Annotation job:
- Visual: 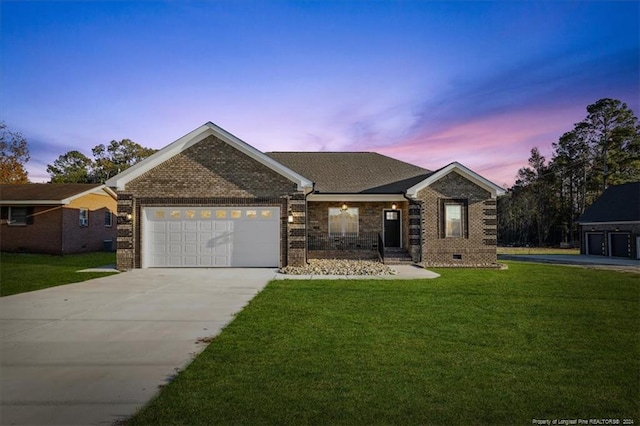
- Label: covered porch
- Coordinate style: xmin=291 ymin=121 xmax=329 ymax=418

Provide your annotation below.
xmin=305 ymin=196 xmax=419 ymax=263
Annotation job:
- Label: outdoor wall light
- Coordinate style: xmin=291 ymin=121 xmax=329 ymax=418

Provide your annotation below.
xmin=341 ymin=203 xmax=348 ymax=211
xmin=125 ymin=213 xmax=133 ymax=222
xmin=391 ymin=203 xmax=397 ymax=210
xmin=288 ymin=213 xmax=294 ymax=223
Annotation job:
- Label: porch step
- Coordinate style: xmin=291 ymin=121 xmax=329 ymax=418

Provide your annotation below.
xmin=383 ymin=248 xmax=413 ymax=265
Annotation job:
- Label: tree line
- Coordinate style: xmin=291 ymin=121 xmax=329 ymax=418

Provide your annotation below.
xmin=46 ymin=140 xmax=157 ymax=183
xmin=498 ymin=98 xmax=640 ymax=247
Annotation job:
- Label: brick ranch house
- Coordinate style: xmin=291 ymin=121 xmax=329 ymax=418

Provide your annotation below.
xmin=0 ymin=183 xmax=117 ymax=255
xmin=106 ymin=122 xmax=505 ymax=270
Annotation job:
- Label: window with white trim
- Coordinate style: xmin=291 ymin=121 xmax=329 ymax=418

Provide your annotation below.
xmin=445 ymin=204 xmax=462 ymax=237
xmin=79 ymin=208 xmax=89 ymax=227
xmin=328 ymin=207 xmax=359 ymax=235
xmin=441 ymin=199 xmax=467 ymax=238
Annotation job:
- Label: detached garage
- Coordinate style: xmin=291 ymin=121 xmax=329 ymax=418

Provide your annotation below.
xmin=577 ymin=182 xmax=640 ymax=259
xmin=106 ymin=122 xmax=313 ymax=270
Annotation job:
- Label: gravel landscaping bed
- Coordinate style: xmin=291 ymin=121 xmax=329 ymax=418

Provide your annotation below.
xmin=280 ymin=259 xmax=395 ymax=275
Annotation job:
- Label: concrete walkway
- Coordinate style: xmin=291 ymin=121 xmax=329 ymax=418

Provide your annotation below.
xmin=499 ymin=254 xmax=640 ymax=272
xmin=0 ymin=268 xmax=274 ymax=426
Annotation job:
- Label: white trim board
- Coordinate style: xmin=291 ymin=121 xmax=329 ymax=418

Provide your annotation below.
xmin=308 ymin=194 xmax=407 ymax=202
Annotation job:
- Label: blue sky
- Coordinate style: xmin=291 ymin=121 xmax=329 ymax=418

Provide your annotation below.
xmin=2 ymin=1 xmax=638 ymax=186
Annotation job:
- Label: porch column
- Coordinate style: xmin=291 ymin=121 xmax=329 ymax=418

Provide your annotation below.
xmin=408 ymin=201 xmax=422 ymax=262
xmin=287 ymin=192 xmax=307 ymax=267
xmin=116 ymin=191 xmax=134 ymax=270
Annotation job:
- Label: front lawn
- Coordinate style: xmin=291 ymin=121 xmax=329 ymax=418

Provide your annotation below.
xmin=0 ymin=252 xmax=117 ymax=296
xmin=130 ymin=262 xmax=639 ymax=425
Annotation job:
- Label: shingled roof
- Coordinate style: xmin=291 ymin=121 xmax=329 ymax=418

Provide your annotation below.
xmin=577 ymin=182 xmax=640 ymax=223
xmin=0 ymin=184 xmax=113 ymax=203
xmin=265 ymin=152 xmax=432 ymax=193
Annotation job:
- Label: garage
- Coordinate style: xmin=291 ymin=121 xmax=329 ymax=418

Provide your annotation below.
xmin=609 ymin=233 xmax=630 ymax=258
xmin=143 ymin=207 xmax=280 ymax=267
xmin=586 ymin=233 xmax=604 ymax=256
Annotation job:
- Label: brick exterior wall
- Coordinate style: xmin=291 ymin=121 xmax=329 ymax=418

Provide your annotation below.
xmin=0 ymin=193 xmax=117 ymax=255
xmin=117 ymin=134 xmax=305 ymax=270
xmin=579 ymin=223 xmax=640 ymax=258
xmin=417 ymin=171 xmax=498 ymax=266
xmin=0 ymin=206 xmax=63 ymax=254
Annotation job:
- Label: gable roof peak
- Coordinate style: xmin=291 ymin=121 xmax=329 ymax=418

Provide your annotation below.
xmin=406 ymin=161 xmax=505 ymax=199
xmin=105 ymin=122 xmax=313 ymax=190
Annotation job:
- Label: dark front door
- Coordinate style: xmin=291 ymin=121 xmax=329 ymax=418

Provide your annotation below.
xmin=384 ymin=209 xmax=401 ymax=247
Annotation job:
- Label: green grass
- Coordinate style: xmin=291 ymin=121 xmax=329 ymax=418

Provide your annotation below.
xmin=0 ymin=252 xmax=117 ymax=296
xmin=498 ymin=246 xmax=580 ymax=255
xmin=130 ymin=262 xmax=639 ymax=425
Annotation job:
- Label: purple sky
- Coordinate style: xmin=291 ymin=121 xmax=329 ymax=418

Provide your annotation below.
xmin=2 ymin=1 xmax=638 ymax=187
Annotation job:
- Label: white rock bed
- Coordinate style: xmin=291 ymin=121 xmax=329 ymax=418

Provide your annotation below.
xmin=280 ymin=259 xmax=395 ymax=275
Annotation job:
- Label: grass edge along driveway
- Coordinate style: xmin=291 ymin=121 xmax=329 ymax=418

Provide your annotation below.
xmin=129 ymin=262 xmax=639 ymax=425
xmin=0 ymin=252 xmax=117 ymax=296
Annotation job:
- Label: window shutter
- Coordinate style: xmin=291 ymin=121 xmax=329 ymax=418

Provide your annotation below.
xmin=26 ymin=207 xmax=35 ymax=225
xmin=0 ymin=207 xmax=7 ymax=220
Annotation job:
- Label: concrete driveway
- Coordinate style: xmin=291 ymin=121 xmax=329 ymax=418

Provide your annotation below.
xmin=0 ymin=268 xmax=276 ymax=425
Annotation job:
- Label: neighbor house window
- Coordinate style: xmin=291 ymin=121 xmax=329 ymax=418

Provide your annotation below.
xmin=105 ymin=211 xmax=112 ymax=227
xmin=9 ymin=207 xmax=28 ymax=226
xmin=441 ymin=200 xmax=467 ymax=238
xmin=328 ymin=207 xmax=359 ymax=235
xmin=79 ymin=208 xmax=89 ymax=227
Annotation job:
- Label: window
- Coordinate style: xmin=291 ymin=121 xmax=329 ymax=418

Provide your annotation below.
xmin=246 ymin=210 xmax=257 ymax=219
xmin=154 ymin=210 xmax=165 ymax=219
xmin=201 ymin=210 xmax=212 ymax=219
xmin=328 ymin=207 xmax=359 ymax=235
xmin=231 ymin=210 xmax=241 ymax=219
xmin=441 ymin=200 xmax=467 ymax=238
xmin=9 ymin=207 xmax=28 ymax=226
xmin=261 ymin=210 xmax=272 ymax=218
xmin=215 ymin=210 xmax=227 ymax=218
xmin=79 ymin=208 xmax=89 ymax=227
xmin=185 ymin=210 xmax=196 ymax=219
xmin=104 ymin=211 xmax=112 ymax=227
xmin=170 ymin=210 xmax=181 ymax=219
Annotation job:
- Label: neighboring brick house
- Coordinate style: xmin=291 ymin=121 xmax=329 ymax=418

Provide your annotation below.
xmin=106 ymin=122 xmax=504 ymax=270
xmin=0 ymin=184 xmax=118 ymax=255
xmin=577 ymin=182 xmax=640 ymax=259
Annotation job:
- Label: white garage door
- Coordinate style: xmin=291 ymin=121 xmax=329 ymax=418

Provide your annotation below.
xmin=143 ymin=207 xmax=280 ymax=268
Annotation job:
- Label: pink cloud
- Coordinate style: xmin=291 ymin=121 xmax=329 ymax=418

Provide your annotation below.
xmin=374 ymin=104 xmax=585 ymax=187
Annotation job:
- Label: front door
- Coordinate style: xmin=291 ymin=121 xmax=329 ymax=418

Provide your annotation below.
xmin=383 ymin=209 xmax=401 ymax=248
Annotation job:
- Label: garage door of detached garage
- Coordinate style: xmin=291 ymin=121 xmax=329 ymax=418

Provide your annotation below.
xmin=143 ymin=207 xmax=280 ymax=268
xmin=586 ymin=233 xmax=604 ymax=256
